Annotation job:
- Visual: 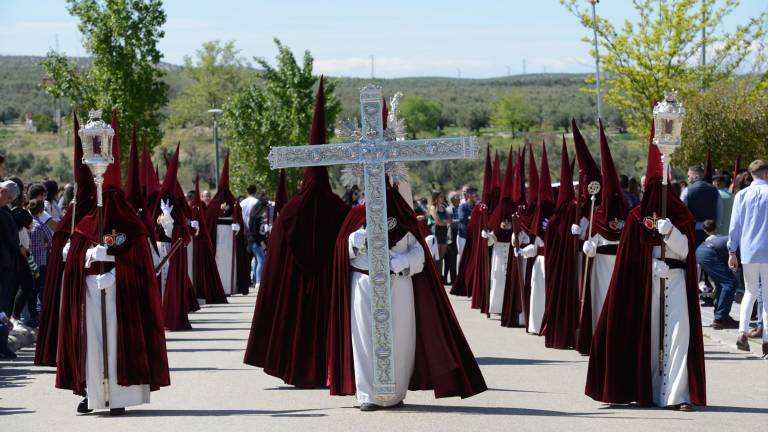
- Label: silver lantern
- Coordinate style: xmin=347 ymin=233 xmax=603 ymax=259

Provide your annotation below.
xmin=652 ymin=91 xmax=685 ymax=185
xmin=78 ymin=110 xmax=114 ymax=207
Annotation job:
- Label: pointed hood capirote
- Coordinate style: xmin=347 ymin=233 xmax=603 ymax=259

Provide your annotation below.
xmin=489 ymin=145 xmax=516 ymax=242
xmin=571 ymin=118 xmax=601 ymax=215
xmin=274 ymin=168 xmax=289 ymax=217
xmin=529 ymin=141 xmax=554 ymax=238
xmin=244 ymin=76 xmax=350 ymax=387
xmin=703 ymin=148 xmax=712 ymax=182
xmin=481 ymin=144 xmax=493 ymax=205
xmin=512 ymin=146 xmax=526 ymax=208
xmin=591 ymin=120 xmax=629 ymax=241
xmin=556 ymin=136 xmax=575 ymax=207
xmin=103 ymin=110 xmax=122 ymax=191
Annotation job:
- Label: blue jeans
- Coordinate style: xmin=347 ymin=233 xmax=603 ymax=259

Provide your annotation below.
xmin=696 ymin=245 xmax=736 ymax=321
xmin=250 ymin=243 xmax=265 ymax=285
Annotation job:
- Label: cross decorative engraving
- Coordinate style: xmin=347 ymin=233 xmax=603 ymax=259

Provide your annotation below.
xmin=267 ymin=84 xmax=478 ymax=401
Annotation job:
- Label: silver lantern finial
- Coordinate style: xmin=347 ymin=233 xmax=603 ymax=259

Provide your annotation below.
xmin=78 ymin=109 xmax=115 ymax=207
xmin=652 ymin=91 xmax=685 ymax=185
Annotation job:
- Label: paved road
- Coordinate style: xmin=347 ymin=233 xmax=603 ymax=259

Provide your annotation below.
xmin=1 ymin=290 xmax=766 ymax=432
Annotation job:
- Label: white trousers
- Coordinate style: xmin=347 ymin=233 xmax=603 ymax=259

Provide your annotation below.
xmin=739 ymin=263 xmax=768 ymax=342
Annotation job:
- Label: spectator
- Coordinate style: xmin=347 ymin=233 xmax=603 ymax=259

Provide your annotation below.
xmin=59 ymin=183 xmax=74 ymax=211
xmin=681 ymin=165 xmax=722 ymax=247
xmin=247 ymin=201 xmax=269 ymax=287
xmin=728 ymin=160 xmax=768 ymax=356
xmin=27 ymin=198 xmax=53 ymax=328
xmin=343 ymin=185 xmax=361 ymax=207
xmin=27 ymin=183 xmax=57 ymax=231
xmin=201 ymin=190 xmax=212 ymax=206
xmin=444 ymin=192 xmax=461 ymax=285
xmin=0 ymin=154 xmax=6 ymax=178
xmin=457 ymin=186 xmax=478 ymax=258
xmin=0 ymin=180 xmax=20 ymax=316
xmin=10 ymin=204 xmax=36 ymax=328
xmin=240 ymin=184 xmax=260 ymax=228
xmin=0 ymin=312 xmax=15 ymax=359
xmin=627 ymin=176 xmax=641 ymax=208
xmin=733 ymin=171 xmax=753 ymax=193
xmin=620 ymin=174 xmax=640 ymax=208
xmin=428 ymin=190 xmax=450 ymax=272
xmin=185 ymin=190 xmax=195 ymax=207
xmin=712 ymin=175 xmax=734 ymax=236
xmin=696 ymin=219 xmax=738 ymax=329
xmin=43 ymin=179 xmax=62 ymax=223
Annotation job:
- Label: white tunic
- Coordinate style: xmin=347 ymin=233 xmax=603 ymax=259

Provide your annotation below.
xmin=215 ymin=224 xmax=236 ymax=295
xmin=349 ymin=232 xmax=425 ymax=406
xmin=156 ymin=241 xmax=171 ymax=298
xmin=489 ymin=241 xmax=510 ymax=314
xmin=527 ymin=236 xmax=546 ymax=334
xmin=649 ymin=225 xmax=691 ymax=407
xmin=85 ymin=269 xmax=150 ymax=409
xmin=586 ymin=233 xmax=619 ymax=332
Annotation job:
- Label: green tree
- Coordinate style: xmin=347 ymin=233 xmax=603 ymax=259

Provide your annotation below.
xmin=490 ymin=93 xmax=534 ymax=134
xmin=399 ymin=96 xmax=442 ymax=139
xmin=677 ymin=81 xmax=768 ymax=169
xmin=561 ymin=0 xmax=767 ymax=135
xmin=41 ymin=0 xmax=169 ymax=153
xmin=222 ymin=39 xmax=341 ymax=193
xmin=169 ymin=40 xmax=247 ymax=128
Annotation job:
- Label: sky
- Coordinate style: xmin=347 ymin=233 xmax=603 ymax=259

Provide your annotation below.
xmin=0 ymin=0 xmax=764 ymax=78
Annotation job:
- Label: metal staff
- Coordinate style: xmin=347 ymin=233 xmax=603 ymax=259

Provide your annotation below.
xmin=658 ymin=159 xmax=669 ymax=376
xmin=578 ymin=181 xmax=601 ymax=323
xmin=79 ymin=110 xmax=114 ymax=407
xmin=230 ymin=217 xmax=237 ymax=296
xmin=511 ymin=212 xmax=528 ymax=325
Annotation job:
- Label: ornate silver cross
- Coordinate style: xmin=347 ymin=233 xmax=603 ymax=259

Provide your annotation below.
xmin=267 ymin=84 xmax=478 ymax=402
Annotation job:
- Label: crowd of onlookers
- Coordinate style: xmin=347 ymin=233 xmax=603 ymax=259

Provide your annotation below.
xmin=1 ymin=153 xmax=74 ymax=358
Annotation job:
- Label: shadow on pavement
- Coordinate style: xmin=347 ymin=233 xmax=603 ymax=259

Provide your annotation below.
xmin=476 ymin=357 xmax=584 ymax=366
xmin=116 ymin=408 xmax=327 ymax=418
xmin=0 ymin=407 xmax=36 ymax=416
xmin=393 ymin=404 xmax=689 ymax=420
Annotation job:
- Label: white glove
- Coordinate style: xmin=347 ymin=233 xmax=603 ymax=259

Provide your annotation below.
xmin=85 ymin=245 xmax=115 ymax=268
xmin=351 ymin=228 xmax=367 ymax=250
xmin=582 ymin=240 xmax=597 ymax=258
xmin=657 ymin=218 xmax=673 ymax=236
xmin=521 ymin=244 xmax=538 ymax=258
xmin=481 ymin=230 xmax=496 ymax=246
xmin=652 ymin=259 xmax=669 ymax=279
xmin=95 ymin=271 xmax=116 ymax=291
xmin=160 ymin=199 xmax=174 ymax=218
xmin=62 ymin=241 xmax=71 ymax=262
xmin=231 ymin=223 xmax=241 ymax=233
xmin=390 ymin=253 xmax=409 ymax=274
xmin=158 ymin=214 xmax=174 ymax=238
xmin=571 ymin=224 xmax=582 ymax=236
xmin=190 ymin=220 xmax=200 ymax=236
xmin=518 ymin=231 xmax=530 ymax=245
xmin=260 ymin=224 xmax=272 ymax=235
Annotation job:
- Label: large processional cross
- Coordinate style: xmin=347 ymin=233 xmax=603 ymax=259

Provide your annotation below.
xmin=267 ymin=84 xmax=478 ymax=401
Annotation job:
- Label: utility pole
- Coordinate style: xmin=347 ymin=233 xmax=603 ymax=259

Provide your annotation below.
xmin=588 ymin=0 xmax=603 ymax=121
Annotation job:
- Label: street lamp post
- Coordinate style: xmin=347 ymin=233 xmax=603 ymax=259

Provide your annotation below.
xmin=588 ymin=0 xmax=603 ymax=121
xmin=208 ymin=108 xmax=223 ymax=182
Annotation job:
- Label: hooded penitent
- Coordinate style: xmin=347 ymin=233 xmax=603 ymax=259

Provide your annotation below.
xmin=155 ymin=143 xmax=196 ymax=330
xmin=541 ymin=136 xmax=581 ymax=349
xmin=703 ymin=148 xmax=712 ymax=183
xmin=500 ymin=147 xmax=529 ymax=328
xmin=34 ymin=113 xmax=97 ymax=367
xmin=190 ymin=175 xmax=228 ymax=304
xmin=585 ymin=130 xmax=706 ymax=406
xmin=205 ymin=153 xmax=251 ymax=295
xmin=327 ymin=178 xmax=487 ymax=399
xmin=56 ymin=111 xmax=170 ymax=395
xmin=273 ymin=168 xmax=289 ymax=220
xmin=450 ymin=144 xmax=492 ymax=298
xmin=489 ymin=146 xmax=515 ymax=243
xmin=244 ymin=77 xmax=350 ymax=387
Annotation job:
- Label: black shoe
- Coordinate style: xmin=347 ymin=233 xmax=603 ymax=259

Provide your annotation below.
xmin=77 ymin=398 xmax=93 ymax=414
xmin=736 ymin=333 xmax=750 ymax=351
xmin=0 ymin=349 xmax=17 ymax=359
xmin=359 ymin=403 xmax=381 ymax=412
xmin=390 ymin=401 xmax=405 ymax=409
xmin=712 ymin=319 xmax=739 ymax=330
xmin=109 ymin=408 xmax=126 ymax=416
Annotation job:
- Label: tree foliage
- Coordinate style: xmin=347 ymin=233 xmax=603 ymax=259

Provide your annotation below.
xmin=222 ymin=38 xmax=340 ymax=194
xmin=678 ymin=80 xmax=768 ymax=170
xmin=168 ymin=40 xmax=247 ymax=128
xmin=490 ymin=93 xmax=535 ymax=133
xmin=41 ymin=0 xmax=169 ymax=152
xmin=562 ymin=0 xmax=767 ymax=135
xmin=399 ymin=96 xmax=442 ymax=138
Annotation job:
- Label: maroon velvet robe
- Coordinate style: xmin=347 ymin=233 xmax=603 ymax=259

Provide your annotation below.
xmin=190 ymin=177 xmax=228 ymax=304
xmin=327 ymin=184 xmax=487 ymax=399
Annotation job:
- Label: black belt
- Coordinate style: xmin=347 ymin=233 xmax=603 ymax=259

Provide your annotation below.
xmin=596 ymin=244 xmax=618 ymax=255
xmin=351 ymin=266 xmax=401 ymax=276
xmin=664 ymin=258 xmax=686 ymax=270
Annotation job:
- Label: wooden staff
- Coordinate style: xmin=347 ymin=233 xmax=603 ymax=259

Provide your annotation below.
xmin=154 ymin=237 xmax=184 ymax=275
xmin=511 ymin=213 xmax=528 ymax=325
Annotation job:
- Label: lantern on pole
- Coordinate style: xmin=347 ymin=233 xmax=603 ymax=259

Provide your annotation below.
xmin=651 ymin=91 xmax=684 ymax=377
xmin=77 ymin=109 xmax=115 ymax=406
